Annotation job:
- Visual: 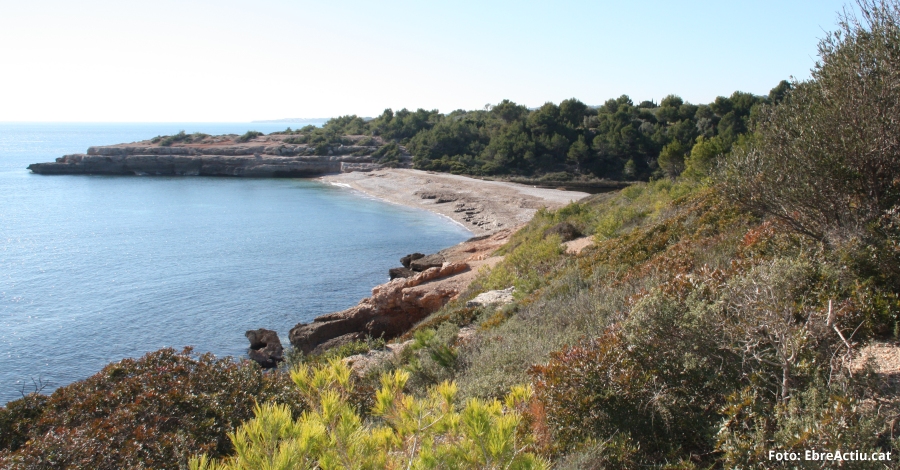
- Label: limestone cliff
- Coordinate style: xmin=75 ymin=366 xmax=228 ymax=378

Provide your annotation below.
xmin=27 ymin=133 xmax=390 ymax=176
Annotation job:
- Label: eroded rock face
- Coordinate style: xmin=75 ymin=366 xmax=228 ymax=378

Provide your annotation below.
xmin=28 ymin=154 xmax=352 ymax=177
xmin=27 ymin=135 xmax=388 ymax=177
xmin=245 ymin=328 xmax=284 ymax=369
xmin=289 ymin=263 xmax=469 ymax=354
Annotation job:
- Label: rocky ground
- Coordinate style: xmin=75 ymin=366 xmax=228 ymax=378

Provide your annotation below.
xmin=288 ymin=229 xmax=512 ymax=354
xmin=321 ymin=169 xmax=589 ymax=235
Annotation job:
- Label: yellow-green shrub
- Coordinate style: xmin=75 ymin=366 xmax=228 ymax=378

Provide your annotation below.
xmin=191 ymin=360 xmax=546 ymax=470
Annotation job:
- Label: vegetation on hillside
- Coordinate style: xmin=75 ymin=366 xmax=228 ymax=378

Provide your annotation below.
xmin=190 ymin=360 xmax=545 ymax=470
xmin=150 ymin=130 xmax=211 ymax=146
xmin=253 ymin=87 xmax=774 ymax=180
xmin=2 ymin=1 xmax=899 ymax=468
xmin=0 ymin=348 xmax=302 ymax=469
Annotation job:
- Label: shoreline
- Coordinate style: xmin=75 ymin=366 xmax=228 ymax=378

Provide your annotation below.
xmin=285 ymin=169 xmax=590 ymax=354
xmin=320 ymin=168 xmax=589 ymax=236
xmin=323 ymin=179 xmax=475 ymax=234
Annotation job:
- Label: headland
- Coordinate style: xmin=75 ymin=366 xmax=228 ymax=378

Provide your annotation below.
xmin=26 ymin=132 xmax=387 ymax=177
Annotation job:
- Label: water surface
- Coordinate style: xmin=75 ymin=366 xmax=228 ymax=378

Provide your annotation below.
xmin=0 ymin=123 xmax=471 ymax=403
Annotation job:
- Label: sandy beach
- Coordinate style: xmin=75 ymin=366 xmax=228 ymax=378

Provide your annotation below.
xmin=321 ymin=169 xmax=590 ymax=235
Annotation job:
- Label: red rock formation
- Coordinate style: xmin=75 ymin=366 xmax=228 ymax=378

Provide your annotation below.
xmin=289 ymin=263 xmax=469 ymax=354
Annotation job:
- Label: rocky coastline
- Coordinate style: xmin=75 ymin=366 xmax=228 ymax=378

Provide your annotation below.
xmin=29 ymin=132 xmax=590 ymax=362
xmin=27 ymin=133 xmax=390 ymax=177
xmin=286 ymin=170 xmax=590 ymax=358
xmin=287 ymin=230 xmax=512 ymax=355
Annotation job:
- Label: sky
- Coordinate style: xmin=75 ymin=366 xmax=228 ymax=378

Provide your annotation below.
xmin=0 ymin=0 xmax=853 ymax=122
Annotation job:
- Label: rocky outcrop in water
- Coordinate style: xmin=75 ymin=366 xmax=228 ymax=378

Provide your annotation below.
xmin=245 ymin=328 xmax=284 ymax=369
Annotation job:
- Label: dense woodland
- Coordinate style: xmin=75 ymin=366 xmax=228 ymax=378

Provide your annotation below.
xmin=279 ymin=83 xmax=785 ymax=181
xmin=3 ymin=1 xmax=900 ymax=468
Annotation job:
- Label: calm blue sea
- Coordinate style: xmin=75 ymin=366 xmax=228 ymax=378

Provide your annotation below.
xmin=0 ymin=122 xmax=471 ymax=404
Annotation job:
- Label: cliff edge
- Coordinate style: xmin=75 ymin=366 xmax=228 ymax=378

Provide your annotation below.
xmin=27 ymin=133 xmax=394 ymax=177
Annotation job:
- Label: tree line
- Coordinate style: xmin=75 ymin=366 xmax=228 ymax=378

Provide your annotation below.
xmin=298 ymin=81 xmax=791 ymax=181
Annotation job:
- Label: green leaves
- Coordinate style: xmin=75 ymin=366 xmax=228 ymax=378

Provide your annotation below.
xmin=193 ymin=361 xmax=545 ymax=470
xmin=0 ymin=347 xmax=303 ymax=469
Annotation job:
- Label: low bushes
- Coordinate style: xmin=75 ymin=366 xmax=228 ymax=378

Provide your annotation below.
xmin=190 ymin=360 xmax=545 ymax=470
xmin=0 ymin=348 xmax=302 ymax=470
xmin=235 ymin=131 xmax=263 ymax=143
xmin=151 ymin=131 xmax=210 ymax=146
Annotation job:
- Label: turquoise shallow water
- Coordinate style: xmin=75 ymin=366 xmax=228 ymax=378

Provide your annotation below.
xmin=0 ymin=123 xmax=471 ymax=404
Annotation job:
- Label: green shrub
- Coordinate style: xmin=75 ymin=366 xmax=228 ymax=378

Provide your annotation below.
xmin=0 ymin=348 xmax=302 ymax=470
xmin=0 ymin=394 xmax=47 ymax=453
xmin=372 ymin=142 xmax=401 ymax=162
xmin=719 ymin=0 xmax=900 ymax=262
xmin=481 ymin=235 xmax=565 ymax=294
xmin=151 ymin=130 xmax=210 ymax=146
xmin=552 ymin=436 xmax=643 ymax=470
xmin=402 ymin=324 xmax=461 ymax=390
xmin=313 ymin=143 xmax=330 ymax=155
xmin=717 ymin=383 xmax=888 ymax=469
xmin=530 ymin=286 xmax=740 ymax=463
xmin=190 ymin=360 xmax=546 ymax=470
xmin=283 ymin=135 xmax=308 ymax=145
xmin=236 ymin=131 xmax=264 ymax=143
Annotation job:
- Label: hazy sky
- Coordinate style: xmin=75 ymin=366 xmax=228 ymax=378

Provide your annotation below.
xmin=0 ymin=0 xmax=852 ymax=122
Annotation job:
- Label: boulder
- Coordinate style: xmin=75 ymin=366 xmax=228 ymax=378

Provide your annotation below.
xmin=389 ymin=267 xmax=415 ymax=279
xmin=245 ymin=328 xmax=284 ymax=369
xmin=466 ymin=287 xmax=515 ymax=308
xmin=410 ymin=253 xmax=445 ymax=271
xmin=400 ymin=253 xmax=425 ymax=269
xmin=343 ymin=340 xmax=411 ymax=376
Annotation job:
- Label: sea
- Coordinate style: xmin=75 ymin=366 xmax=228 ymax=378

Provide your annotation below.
xmin=0 ymin=122 xmax=472 ymax=404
